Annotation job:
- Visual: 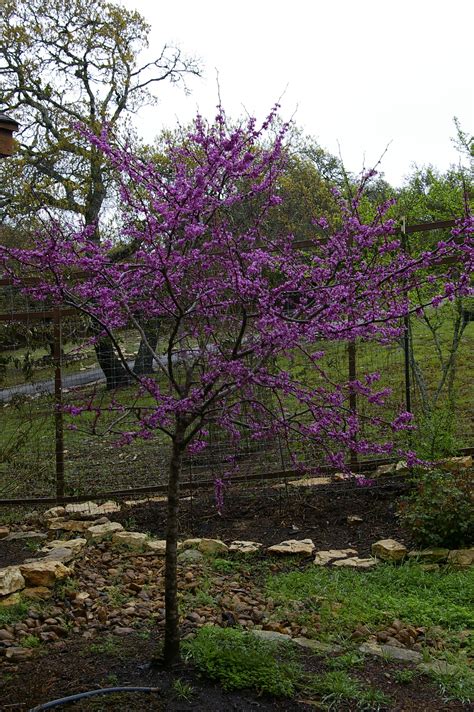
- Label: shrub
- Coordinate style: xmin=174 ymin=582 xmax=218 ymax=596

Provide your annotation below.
xmin=182 ymin=626 xmax=299 ymax=697
xmin=399 ymin=470 xmax=474 ymax=548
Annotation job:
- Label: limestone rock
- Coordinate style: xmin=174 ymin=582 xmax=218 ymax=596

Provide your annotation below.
xmin=418 ymin=660 xmax=459 ymax=676
xmin=198 ymin=538 xmax=229 ymax=555
xmin=287 ymin=477 xmax=332 ymax=488
xmin=30 ymin=547 xmax=76 ymax=564
xmin=268 ymin=539 xmax=314 ymax=556
xmin=447 ymin=548 xmax=474 ymax=569
xmin=178 ymin=548 xmax=204 ymax=564
xmin=4 ymin=531 xmax=47 ymax=541
xmin=0 ymin=566 xmax=25 ymax=596
xmin=372 ymin=539 xmax=407 ymax=562
xmin=359 ymin=641 xmax=422 ymax=662
xmin=229 ymin=540 xmax=263 ymax=554
xmin=43 ymin=506 xmax=66 ymax=519
xmin=5 ymin=647 xmax=33 ymax=662
xmin=85 ymin=521 xmax=123 ymax=542
xmin=42 ymin=538 xmax=87 ymax=553
xmin=22 ymin=586 xmax=53 ymax=601
xmin=181 ymin=538 xmax=203 ymax=549
xmin=48 ymin=518 xmax=89 ymax=533
xmin=0 ymin=525 xmax=10 ymax=539
xmin=407 ymin=548 xmax=449 ymax=563
xmin=65 ymin=500 xmax=121 ymax=517
xmin=293 ymin=637 xmax=343 ymax=654
xmin=145 ymin=539 xmax=167 ymax=554
xmin=314 ymin=549 xmax=358 ymax=566
xmin=252 ymin=630 xmax=291 ymax=643
xmin=374 ymin=463 xmax=396 ymax=477
xmin=0 ymin=592 xmax=22 ymax=607
xmin=20 ymin=560 xmax=72 ymax=587
xmin=112 ymin=531 xmax=148 ymax=549
xmin=332 ymin=557 xmax=378 ymax=569
xmin=419 ymin=564 xmax=440 ymax=572
xmin=439 ymin=455 xmax=472 ymax=472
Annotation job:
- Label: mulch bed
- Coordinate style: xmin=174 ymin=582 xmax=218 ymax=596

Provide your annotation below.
xmin=0 ymin=538 xmax=37 ymax=568
xmin=115 ymin=477 xmax=415 ymax=555
xmin=0 ymin=632 xmax=468 ymax=711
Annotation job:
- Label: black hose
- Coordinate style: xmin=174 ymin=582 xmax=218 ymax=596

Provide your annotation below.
xmin=29 ymin=686 xmax=161 ymax=711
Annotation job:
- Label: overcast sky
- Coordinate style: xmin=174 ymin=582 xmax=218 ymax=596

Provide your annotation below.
xmin=121 ymin=0 xmax=473 ymax=186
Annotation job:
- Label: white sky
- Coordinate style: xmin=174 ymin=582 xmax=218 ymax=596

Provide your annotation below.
xmin=121 ymin=0 xmax=473 ymax=186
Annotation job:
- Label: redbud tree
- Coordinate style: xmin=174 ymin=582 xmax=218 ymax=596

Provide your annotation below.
xmin=2 ymin=107 xmax=472 ymax=665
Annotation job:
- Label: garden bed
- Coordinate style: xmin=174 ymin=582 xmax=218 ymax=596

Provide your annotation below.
xmin=114 ymin=477 xmax=415 ymax=555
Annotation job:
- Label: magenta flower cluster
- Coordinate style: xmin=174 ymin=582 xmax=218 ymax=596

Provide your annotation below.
xmin=2 ymin=106 xmax=472 ymax=487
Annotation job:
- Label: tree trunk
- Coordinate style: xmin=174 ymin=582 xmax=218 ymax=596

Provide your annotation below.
xmin=133 ymin=319 xmax=160 ymax=376
xmin=89 ymin=322 xmax=132 ymax=390
xmin=163 ymin=430 xmax=185 ymax=667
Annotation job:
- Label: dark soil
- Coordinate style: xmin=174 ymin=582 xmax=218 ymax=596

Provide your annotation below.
xmin=0 ymin=537 xmax=37 ymax=568
xmin=116 ymin=477 xmax=415 ymax=555
xmin=0 ymin=632 xmax=468 ymax=711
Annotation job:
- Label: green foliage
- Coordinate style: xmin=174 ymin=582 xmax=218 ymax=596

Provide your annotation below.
xmin=21 ymin=634 xmax=41 ymax=648
xmin=301 ymin=671 xmax=390 ymax=710
xmin=392 ymin=668 xmax=419 ymax=684
xmin=0 ymin=602 xmax=29 ymax=625
xmin=183 ymin=626 xmax=300 ymax=697
xmin=267 ymin=563 xmax=474 ymax=637
xmin=211 ymin=558 xmax=238 ymax=574
xmin=86 ymin=637 xmax=122 ymax=657
xmin=429 ymin=658 xmax=474 ymax=704
xmin=171 ymin=678 xmax=195 ymax=702
xmin=412 ymin=408 xmax=458 ymax=460
xmin=399 ymin=470 xmax=474 ymax=547
xmin=326 ymin=651 xmax=366 ymax=670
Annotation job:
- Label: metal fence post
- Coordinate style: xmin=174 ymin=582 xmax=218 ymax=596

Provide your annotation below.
xmin=53 ymin=308 xmax=65 ymax=501
xmin=348 ymin=340 xmax=358 ymax=469
xmin=400 ymin=218 xmax=412 ymax=415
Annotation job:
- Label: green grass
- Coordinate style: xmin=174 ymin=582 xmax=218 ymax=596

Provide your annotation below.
xmin=267 ymin=563 xmax=474 ymax=639
xmin=183 ymin=627 xmax=390 ymax=708
xmin=183 ymin=626 xmax=300 ymax=697
xmin=301 ymin=670 xmax=391 ymax=710
xmin=171 ymin=678 xmax=195 ymax=702
xmin=86 ymin=637 xmax=123 ymax=657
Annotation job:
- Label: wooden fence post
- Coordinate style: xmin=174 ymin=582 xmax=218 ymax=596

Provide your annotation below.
xmin=53 ymin=308 xmax=65 ymax=501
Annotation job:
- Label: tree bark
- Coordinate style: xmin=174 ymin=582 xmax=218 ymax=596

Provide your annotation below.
xmin=133 ymin=319 xmax=160 ymax=376
xmin=163 ymin=428 xmax=185 ymax=667
xmin=89 ymin=322 xmax=132 ymax=390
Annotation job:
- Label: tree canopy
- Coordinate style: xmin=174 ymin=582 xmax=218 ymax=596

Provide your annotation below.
xmin=0 ymin=0 xmax=201 ymax=232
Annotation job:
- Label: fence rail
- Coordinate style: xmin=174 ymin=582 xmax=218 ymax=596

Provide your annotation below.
xmin=1 ymin=217 xmax=472 ymax=505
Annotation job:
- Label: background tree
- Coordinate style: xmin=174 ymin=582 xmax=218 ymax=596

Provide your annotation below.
xmin=392 ymin=164 xmax=473 ymax=454
xmin=3 ymin=108 xmax=472 ymax=665
xmin=0 ymin=0 xmax=201 ymax=386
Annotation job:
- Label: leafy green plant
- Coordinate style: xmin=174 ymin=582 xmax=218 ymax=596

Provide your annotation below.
xmin=399 ymin=469 xmax=474 ymax=547
xmin=86 ymin=637 xmax=122 ymax=657
xmin=171 ymin=678 xmax=194 ymax=701
xmin=211 ymin=558 xmax=238 ymax=574
xmin=301 ymin=671 xmax=390 ymax=710
xmin=429 ymin=660 xmax=474 ymax=704
xmin=412 ymin=408 xmax=458 ymax=460
xmin=183 ymin=626 xmax=300 ymax=697
xmin=392 ymin=668 xmax=418 ymax=684
xmin=21 ymin=634 xmax=41 ymax=648
xmin=0 ymin=602 xmax=29 ymax=626
xmin=326 ymin=651 xmax=366 ymax=670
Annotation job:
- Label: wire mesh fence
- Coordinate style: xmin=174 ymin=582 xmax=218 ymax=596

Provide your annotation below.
xmin=1 ymin=221 xmax=473 ymax=504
